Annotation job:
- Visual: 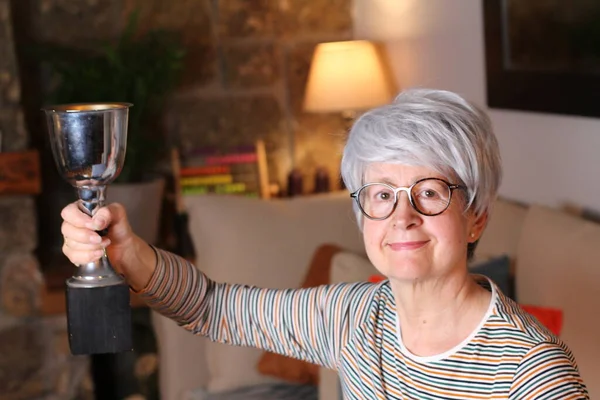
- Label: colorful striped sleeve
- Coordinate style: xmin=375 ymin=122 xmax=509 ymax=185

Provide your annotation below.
xmin=509 ymin=341 xmax=589 ymax=399
xmin=138 ymin=248 xmax=377 ymax=369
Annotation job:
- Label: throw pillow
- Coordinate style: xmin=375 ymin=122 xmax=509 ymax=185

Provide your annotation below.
xmin=519 ymin=304 xmax=563 ymax=336
xmin=469 ymin=254 xmax=513 ymax=299
xmin=330 ymin=251 xmax=379 ymax=284
xmin=183 ymin=192 xmax=365 ymax=393
xmin=257 ymin=244 xmax=342 ymax=385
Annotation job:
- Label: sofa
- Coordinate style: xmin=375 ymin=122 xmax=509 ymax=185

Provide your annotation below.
xmin=150 ymin=191 xmax=600 ymax=399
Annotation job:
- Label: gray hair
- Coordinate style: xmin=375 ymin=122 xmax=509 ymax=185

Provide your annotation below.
xmin=341 ymin=88 xmax=502 ymax=225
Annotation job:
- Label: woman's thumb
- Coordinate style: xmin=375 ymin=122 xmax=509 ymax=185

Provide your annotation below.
xmin=92 ymin=203 xmax=132 ymax=240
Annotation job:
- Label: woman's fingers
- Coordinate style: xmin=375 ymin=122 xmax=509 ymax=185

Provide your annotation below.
xmin=61 ymin=212 xmax=111 ymax=265
xmin=60 ymin=201 xmax=132 ymax=266
xmin=60 ymin=201 xmax=116 ymax=233
xmin=63 ymin=235 xmax=111 ymax=251
xmin=61 ymin=202 xmax=93 ymax=228
xmin=61 ymin=220 xmax=103 ymax=244
xmin=62 ymin=239 xmax=107 ymax=265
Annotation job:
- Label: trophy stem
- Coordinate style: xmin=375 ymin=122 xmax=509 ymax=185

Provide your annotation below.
xmin=68 ymin=185 xmax=124 ymax=288
xmin=77 ymin=185 xmax=107 ymax=217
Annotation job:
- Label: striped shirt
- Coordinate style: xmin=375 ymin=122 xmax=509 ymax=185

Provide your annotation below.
xmin=140 ymin=249 xmax=589 ymax=399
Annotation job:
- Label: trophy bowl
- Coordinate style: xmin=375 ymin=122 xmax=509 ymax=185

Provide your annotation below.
xmin=42 ymin=102 xmax=133 ymax=355
xmin=45 ymin=103 xmax=128 ymax=188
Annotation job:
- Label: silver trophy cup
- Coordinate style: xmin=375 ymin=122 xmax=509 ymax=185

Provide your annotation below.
xmin=43 ymin=102 xmax=133 ymax=355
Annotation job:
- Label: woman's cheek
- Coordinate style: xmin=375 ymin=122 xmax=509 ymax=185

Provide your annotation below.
xmin=363 ymin=223 xmax=386 ymax=262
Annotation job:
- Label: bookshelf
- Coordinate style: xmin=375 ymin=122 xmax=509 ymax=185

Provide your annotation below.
xmin=175 ymin=140 xmax=270 ymax=200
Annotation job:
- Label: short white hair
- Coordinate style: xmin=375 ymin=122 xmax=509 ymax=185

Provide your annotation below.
xmin=341 ymin=88 xmax=502 ymax=223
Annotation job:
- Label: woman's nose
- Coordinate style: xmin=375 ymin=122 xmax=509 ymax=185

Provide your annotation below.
xmin=390 ymin=190 xmax=420 ymax=228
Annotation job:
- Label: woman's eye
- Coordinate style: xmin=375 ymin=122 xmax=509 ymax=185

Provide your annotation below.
xmin=376 ymin=191 xmax=392 ymax=201
xmin=421 ymin=189 xmax=439 ymax=198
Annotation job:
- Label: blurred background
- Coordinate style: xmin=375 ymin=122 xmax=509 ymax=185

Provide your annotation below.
xmin=1 ymin=0 xmax=600 ymax=399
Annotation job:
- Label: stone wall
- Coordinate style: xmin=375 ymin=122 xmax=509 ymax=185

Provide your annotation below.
xmin=28 ymin=0 xmax=354 ymax=193
xmin=0 ymin=1 xmax=354 ymax=398
xmin=0 ymin=0 xmax=92 ymax=399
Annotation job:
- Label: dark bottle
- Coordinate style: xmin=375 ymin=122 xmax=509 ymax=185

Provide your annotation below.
xmin=287 ymin=168 xmax=304 ymax=197
xmin=314 ymin=166 xmax=330 ymax=193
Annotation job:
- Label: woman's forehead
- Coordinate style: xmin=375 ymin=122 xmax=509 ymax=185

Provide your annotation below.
xmin=364 ymin=163 xmax=448 ymax=184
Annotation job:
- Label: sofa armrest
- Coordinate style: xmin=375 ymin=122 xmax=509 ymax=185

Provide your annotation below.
xmin=319 ymin=367 xmax=340 ymax=400
xmin=151 ymin=311 xmax=209 ymax=400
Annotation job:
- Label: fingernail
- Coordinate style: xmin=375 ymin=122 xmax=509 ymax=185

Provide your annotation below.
xmin=93 ymin=217 xmax=106 ymax=230
xmin=101 ymin=239 xmax=111 ymax=247
xmin=89 ymin=235 xmax=102 ymax=244
xmin=94 ymin=250 xmax=105 ymax=258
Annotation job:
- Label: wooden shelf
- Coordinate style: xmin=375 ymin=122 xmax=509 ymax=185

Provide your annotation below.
xmin=0 ymin=150 xmax=41 ymax=195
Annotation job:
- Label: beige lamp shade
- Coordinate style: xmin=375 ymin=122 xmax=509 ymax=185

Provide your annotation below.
xmin=303 ymin=40 xmax=393 ymax=113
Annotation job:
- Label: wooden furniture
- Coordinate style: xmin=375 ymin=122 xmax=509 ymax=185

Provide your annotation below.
xmin=0 ymin=150 xmax=41 ymax=195
xmin=178 ymin=139 xmax=271 ymax=199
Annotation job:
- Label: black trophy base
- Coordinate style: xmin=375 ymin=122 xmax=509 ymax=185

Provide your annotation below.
xmin=66 ymin=283 xmax=133 ymax=355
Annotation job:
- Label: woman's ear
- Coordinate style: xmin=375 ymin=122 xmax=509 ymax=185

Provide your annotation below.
xmin=469 ymin=211 xmax=488 ymax=243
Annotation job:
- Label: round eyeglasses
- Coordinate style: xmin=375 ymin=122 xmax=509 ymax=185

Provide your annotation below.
xmin=350 ymin=178 xmax=466 ymax=220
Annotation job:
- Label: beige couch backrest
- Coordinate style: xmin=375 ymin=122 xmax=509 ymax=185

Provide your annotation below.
xmin=474 ymin=197 xmax=528 ymax=264
xmin=516 ymin=205 xmax=600 ymax=398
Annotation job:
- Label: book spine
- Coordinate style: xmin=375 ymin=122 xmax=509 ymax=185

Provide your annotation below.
xmin=181 ymin=182 xmax=247 ymax=195
xmin=204 ymin=153 xmax=258 ymax=165
xmin=180 ymin=165 xmax=230 ymax=177
xmin=180 ymin=174 xmax=233 ymax=186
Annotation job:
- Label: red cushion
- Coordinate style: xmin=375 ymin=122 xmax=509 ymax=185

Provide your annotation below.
xmin=368 ymin=274 xmax=385 ymax=283
xmin=520 ymin=304 xmax=563 ymax=336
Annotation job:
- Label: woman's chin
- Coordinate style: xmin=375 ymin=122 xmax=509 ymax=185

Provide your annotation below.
xmin=383 ymin=260 xmax=430 ymax=282
xmin=387 ymin=271 xmax=428 ymax=282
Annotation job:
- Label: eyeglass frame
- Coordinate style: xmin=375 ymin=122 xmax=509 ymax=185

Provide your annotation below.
xmin=350 ymin=177 xmax=467 ymax=220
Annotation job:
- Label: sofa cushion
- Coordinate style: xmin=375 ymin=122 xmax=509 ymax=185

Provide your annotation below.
xmin=184 ymin=192 xmax=365 ymax=393
xmin=257 ymin=244 xmax=343 ymax=385
xmin=474 ymin=197 xmax=527 ymax=268
xmin=516 ymin=205 xmax=600 ymax=398
xmin=469 ymin=255 xmax=512 ymax=299
xmin=330 ymin=251 xmax=379 ymax=284
xmin=152 ymin=311 xmax=210 ymax=400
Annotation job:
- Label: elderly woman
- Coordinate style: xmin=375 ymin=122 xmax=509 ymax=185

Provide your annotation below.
xmin=60 ymin=89 xmax=588 ymax=399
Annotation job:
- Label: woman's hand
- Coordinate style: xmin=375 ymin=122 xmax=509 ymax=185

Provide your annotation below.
xmin=60 ymin=202 xmax=156 ymax=291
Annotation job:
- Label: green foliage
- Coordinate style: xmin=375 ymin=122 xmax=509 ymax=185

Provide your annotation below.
xmin=570 ymin=12 xmax=600 ymax=59
xmin=36 ymin=12 xmax=186 ymax=183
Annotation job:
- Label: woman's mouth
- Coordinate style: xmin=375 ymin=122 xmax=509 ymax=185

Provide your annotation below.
xmin=387 ymin=241 xmax=429 ymax=251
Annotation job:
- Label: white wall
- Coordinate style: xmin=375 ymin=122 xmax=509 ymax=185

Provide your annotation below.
xmin=354 ymin=0 xmax=600 ymax=213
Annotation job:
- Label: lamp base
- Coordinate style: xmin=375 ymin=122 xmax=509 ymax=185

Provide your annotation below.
xmin=66 ymin=283 xmax=133 ymax=355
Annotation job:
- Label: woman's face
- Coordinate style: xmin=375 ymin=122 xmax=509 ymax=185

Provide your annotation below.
xmin=361 ymin=163 xmax=486 ymax=283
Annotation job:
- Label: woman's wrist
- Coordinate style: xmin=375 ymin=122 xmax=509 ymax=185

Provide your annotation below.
xmin=125 ymin=235 xmax=157 ymax=292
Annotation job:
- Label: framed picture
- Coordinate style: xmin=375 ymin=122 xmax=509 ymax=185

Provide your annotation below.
xmin=483 ymin=0 xmax=600 ymax=118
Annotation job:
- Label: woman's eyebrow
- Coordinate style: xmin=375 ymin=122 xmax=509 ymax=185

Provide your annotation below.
xmin=367 ymin=175 xmax=434 ymax=186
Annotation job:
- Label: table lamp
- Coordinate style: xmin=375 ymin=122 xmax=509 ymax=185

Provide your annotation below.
xmin=304 ymin=40 xmax=394 ymax=117
xmin=303 ymin=40 xmax=394 ymax=189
